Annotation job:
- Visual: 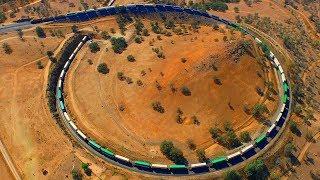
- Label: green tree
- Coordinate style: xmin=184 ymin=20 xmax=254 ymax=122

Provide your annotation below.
xmin=252 ymin=104 xmax=268 ymax=118
xmin=209 ymin=127 xmax=220 ymax=139
xmin=81 ymin=162 xmax=92 ymax=176
xmin=245 ymin=158 xmax=268 ymax=180
xmin=0 ymin=11 xmax=7 ymax=23
xmin=35 ymin=26 xmax=46 ymax=38
xmin=110 ymin=37 xmax=127 ymax=53
xmin=160 ymin=140 xmax=174 ymax=156
xmin=89 ymin=42 xmax=100 ymax=53
xmin=240 ymin=131 xmax=251 ymax=143
xmin=71 ymin=25 xmax=79 ymax=33
xmin=224 ymin=169 xmax=242 ymax=180
xmin=97 ymin=63 xmax=109 ymax=74
xmin=284 ymin=142 xmax=295 ymax=157
xmin=196 ymin=149 xmax=207 ymax=163
xmin=71 ymin=169 xmax=82 ymax=180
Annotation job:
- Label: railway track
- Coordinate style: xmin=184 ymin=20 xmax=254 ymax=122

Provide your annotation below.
xmin=46 ymin=4 xmax=293 ymax=176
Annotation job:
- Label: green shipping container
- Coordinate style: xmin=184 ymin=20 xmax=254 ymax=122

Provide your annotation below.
xmin=57 ymin=90 xmax=62 ymax=99
xmin=282 ymin=94 xmax=288 ymax=103
xmin=169 ymin=164 xmax=187 ymax=169
xmin=255 ymin=134 xmax=267 ymax=144
xmin=134 ymin=161 xmax=151 ymax=167
xmin=210 ymin=156 xmax=227 ymax=165
xmin=283 ymin=83 xmax=288 ymax=92
xmin=100 ymin=147 xmax=114 ymax=157
xmin=88 ymin=140 xmax=101 ymax=150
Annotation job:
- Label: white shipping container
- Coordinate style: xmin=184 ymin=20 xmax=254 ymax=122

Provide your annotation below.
xmin=69 ymin=121 xmax=78 ymax=131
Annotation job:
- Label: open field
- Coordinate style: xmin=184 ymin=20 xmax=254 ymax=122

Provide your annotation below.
xmin=0 ymin=153 xmax=14 ymax=180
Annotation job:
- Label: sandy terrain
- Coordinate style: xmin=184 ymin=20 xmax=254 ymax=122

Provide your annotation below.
xmin=64 ymin=17 xmax=278 ymax=164
xmin=0 ymin=35 xmax=75 ymax=179
xmin=0 ymin=153 xmax=14 ymax=180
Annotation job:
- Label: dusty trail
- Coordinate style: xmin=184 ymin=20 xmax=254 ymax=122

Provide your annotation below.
xmin=0 ymin=141 xmax=21 ymax=180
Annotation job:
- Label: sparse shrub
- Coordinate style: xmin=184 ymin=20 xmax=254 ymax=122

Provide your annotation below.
xmin=71 ymin=25 xmax=79 ymax=33
xmin=87 ymin=59 xmax=93 ymax=65
xmin=117 ymin=72 xmax=125 ymax=81
xmin=240 ymin=131 xmax=251 ymax=143
xmin=284 ymin=142 xmax=295 ymax=157
xmin=101 ymin=31 xmax=111 ymax=40
xmin=71 ymin=169 xmax=82 ymax=180
xmin=234 ymin=7 xmax=240 ymax=13
xmin=97 ymin=63 xmax=109 ymax=74
xmin=142 ymin=29 xmax=149 ymax=36
xmin=223 ymin=36 xmax=228 ymax=42
xmin=176 ymin=115 xmax=183 ymax=124
xmin=164 ymin=20 xmax=175 ymax=29
xmin=2 ymin=43 xmax=12 ymax=54
xmin=119 ymin=104 xmax=125 ymax=111
xmin=170 ymin=84 xmax=177 ymax=93
xmin=213 ymin=77 xmax=222 ymax=85
xmin=0 ymin=11 xmax=7 ymax=23
xmin=89 ymin=42 xmax=100 ymax=53
xmin=289 ymin=120 xmax=300 ymax=135
xmin=36 ymin=61 xmax=44 ymax=69
xmin=181 ymin=58 xmax=187 ymax=63
xmin=151 ymin=22 xmax=162 ymax=34
xmin=151 ymin=101 xmax=165 ymax=113
xmin=224 ymin=169 xmax=242 ymax=180
xmin=209 ymin=127 xmax=220 ymax=139
xmin=157 ymin=35 xmax=162 ymax=40
xmin=127 ymin=55 xmax=135 ymax=62
xmin=181 ymin=86 xmax=191 ymax=96
xmin=256 ymin=86 xmax=264 ymax=96
xmin=17 ymin=29 xmax=23 ymax=40
xmin=126 ymin=77 xmax=133 ymax=84
xmin=187 ymin=139 xmax=196 ymax=150
xmin=134 ymin=35 xmax=143 ymax=44
xmin=306 ymin=131 xmax=314 ymax=142
xmin=35 ymin=26 xmax=46 ymax=38
xmin=252 ymin=104 xmax=268 ymax=118
xmin=81 ymin=162 xmax=92 ymax=176
xmin=110 ymin=28 xmax=115 ymax=34
xmin=136 ymin=80 xmax=143 ymax=86
xmin=192 ymin=116 xmax=200 ymax=125
xmin=196 ymin=149 xmax=208 ymax=163
xmin=47 ymin=51 xmax=54 ymax=58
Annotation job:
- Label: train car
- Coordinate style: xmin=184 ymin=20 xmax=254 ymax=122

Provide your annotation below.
xmin=144 ymin=4 xmax=157 ymax=13
xmin=59 ymin=101 xmax=66 ymax=111
xmin=14 ymin=18 xmax=32 ymax=23
xmin=63 ymin=61 xmax=70 ymax=70
xmin=227 ymin=151 xmax=243 ymax=165
xmin=114 ymin=154 xmax=130 ymax=163
xmin=69 ymin=121 xmax=78 ymax=131
xmin=86 ymin=9 xmax=99 ymax=19
xmin=100 ymin=147 xmax=114 ymax=157
xmin=281 ymin=94 xmax=288 ymax=104
xmin=57 ymin=79 xmax=62 ymax=88
xmin=53 ymin=15 xmax=67 ymax=22
xmin=69 ymin=53 xmax=75 ymax=60
xmin=97 ymin=8 xmax=108 ymax=17
xmin=190 ymin=163 xmax=207 ymax=169
xmin=57 ymin=89 xmax=62 ymax=100
xmin=66 ymin=13 xmax=80 ymax=22
xmin=105 ymin=6 xmax=117 ymax=16
xmin=219 ymin=18 xmax=231 ymax=26
xmin=269 ymin=51 xmax=275 ymax=59
xmin=151 ymin=163 xmax=168 ymax=169
xmin=134 ymin=161 xmax=151 ymax=168
xmin=135 ymin=4 xmax=147 ymax=14
xmin=77 ymin=11 xmax=90 ymax=21
xmin=267 ymin=124 xmax=277 ymax=139
xmin=82 ymin=36 xmax=87 ymax=41
xmin=155 ymin=4 xmax=166 ymax=12
xmin=210 ymin=156 xmax=228 ymax=169
xmin=254 ymin=134 xmax=268 ymax=149
xmin=254 ymin=37 xmax=262 ymax=44
xmin=63 ymin=112 xmax=71 ymax=121
xmin=60 ymin=70 xmax=65 ymax=79
xmin=278 ymin=65 xmax=284 ymax=74
xmin=281 ymin=73 xmax=286 ymax=83
xmin=126 ymin=4 xmax=139 ymax=14
xmin=183 ymin=8 xmax=194 ymax=15
xmin=76 ymin=129 xmax=87 ymax=141
xmin=42 ymin=17 xmax=55 ymax=23
xmin=273 ymin=58 xmax=280 ymax=67
xmin=240 ymin=144 xmax=256 ymax=159
xmin=169 ymin=164 xmax=187 ymax=170
xmin=163 ymin=4 xmax=175 ymax=12
xmin=30 ymin=18 xmax=43 ymax=24
xmin=172 ymin=5 xmax=183 ymax=13
xmin=88 ymin=140 xmax=101 ymax=151
xmin=210 ymin=14 xmax=220 ymax=21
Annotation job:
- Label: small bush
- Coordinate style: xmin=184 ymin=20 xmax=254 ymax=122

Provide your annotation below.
xmin=240 ymin=131 xmax=251 ymax=143
xmin=101 ymin=31 xmax=111 ymax=40
xmin=89 ymin=42 xmax=100 ymax=53
xmin=224 ymin=170 xmax=242 ymax=180
xmin=136 ymin=80 xmax=143 ymax=86
xmin=35 ymin=26 xmax=46 ymax=38
xmin=192 ymin=116 xmax=200 ymax=125
xmin=134 ymin=36 xmax=143 ymax=44
xmin=151 ymin=101 xmax=165 ymax=113
xmin=2 ymin=43 xmax=12 ymax=54
xmin=125 ymin=77 xmax=133 ymax=84
xmin=187 ymin=139 xmax=196 ymax=150
xmin=36 ymin=61 xmax=44 ymax=69
xmin=181 ymin=58 xmax=187 ymax=63
xmin=87 ymin=59 xmax=93 ymax=65
xmin=97 ymin=63 xmax=109 ymax=74
xmin=181 ymin=86 xmax=191 ymax=96
xmin=117 ymin=72 xmax=125 ymax=81
xmin=127 ymin=55 xmax=135 ymax=62
xmin=196 ymin=149 xmax=208 ymax=163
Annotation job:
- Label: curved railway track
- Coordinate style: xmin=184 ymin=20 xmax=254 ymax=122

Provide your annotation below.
xmin=47 ymin=4 xmax=292 ymax=176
